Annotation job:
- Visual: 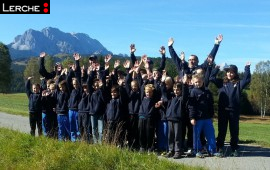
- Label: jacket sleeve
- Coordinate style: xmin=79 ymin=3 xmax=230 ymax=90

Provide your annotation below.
xmin=39 ymin=57 xmax=56 ymax=79
xmin=209 ymin=67 xmax=223 ymax=88
xmin=25 ymin=79 xmax=32 ymax=98
xmin=240 ymin=65 xmax=251 ymax=90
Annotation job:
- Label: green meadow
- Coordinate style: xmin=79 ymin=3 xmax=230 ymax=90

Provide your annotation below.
xmin=0 ymin=128 xmax=204 ymax=170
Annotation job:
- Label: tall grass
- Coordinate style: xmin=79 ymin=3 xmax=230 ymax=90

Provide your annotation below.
xmin=0 ymin=128 xmax=204 ymax=170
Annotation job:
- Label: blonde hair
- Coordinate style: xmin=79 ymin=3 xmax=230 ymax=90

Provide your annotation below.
xmin=144 ymin=84 xmax=155 ymax=91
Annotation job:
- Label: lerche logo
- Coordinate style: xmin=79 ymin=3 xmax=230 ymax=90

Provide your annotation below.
xmin=0 ymin=0 xmax=50 ymax=14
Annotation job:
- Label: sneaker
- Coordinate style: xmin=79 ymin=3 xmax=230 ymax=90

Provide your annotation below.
xmin=230 ymin=150 xmax=239 ymax=157
xmin=165 ymin=151 xmax=174 ymax=158
xmin=212 ymin=152 xmax=223 ymax=158
xmin=196 ymin=152 xmax=204 ymax=158
xmin=186 ymin=148 xmax=193 ymax=156
xmin=173 ymin=152 xmax=182 ymax=159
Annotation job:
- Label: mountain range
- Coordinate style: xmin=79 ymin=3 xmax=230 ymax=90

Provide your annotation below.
xmin=7 ymin=27 xmax=112 ymax=59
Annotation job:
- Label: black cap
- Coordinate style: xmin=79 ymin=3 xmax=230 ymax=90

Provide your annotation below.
xmin=89 ymin=55 xmax=98 ymax=60
xmin=224 ymin=64 xmax=238 ymax=74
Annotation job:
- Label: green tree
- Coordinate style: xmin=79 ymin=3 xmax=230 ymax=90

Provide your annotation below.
xmin=250 ymin=61 xmax=270 ymax=117
xmin=24 ymin=57 xmax=40 ymax=84
xmin=0 ymin=43 xmax=12 ymax=93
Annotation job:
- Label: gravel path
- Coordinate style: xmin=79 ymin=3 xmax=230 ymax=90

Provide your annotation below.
xmin=0 ymin=111 xmax=269 ymax=170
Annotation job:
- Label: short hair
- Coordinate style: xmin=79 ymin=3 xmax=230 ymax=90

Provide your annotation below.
xmin=46 ymin=79 xmax=55 ymax=85
xmin=111 ymin=85 xmax=120 ymax=93
xmin=144 ymin=84 xmax=155 ymax=91
xmin=32 ymin=83 xmax=41 ymax=89
xmin=59 ymin=80 xmax=67 ymax=88
xmin=82 ymin=83 xmax=88 ymax=89
xmin=173 ymin=82 xmax=183 ymax=90
xmin=192 ymin=74 xmax=203 ymax=81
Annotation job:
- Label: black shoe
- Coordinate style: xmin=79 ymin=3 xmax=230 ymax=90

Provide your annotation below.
xmin=173 ymin=152 xmax=182 ymax=159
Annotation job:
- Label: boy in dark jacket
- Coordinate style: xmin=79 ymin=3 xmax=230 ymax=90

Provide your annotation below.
xmin=25 ymin=77 xmax=42 ymax=136
xmin=188 ymin=74 xmax=221 ymax=158
xmin=105 ymin=85 xmax=129 ymax=146
xmin=163 ymin=82 xmax=188 ymax=159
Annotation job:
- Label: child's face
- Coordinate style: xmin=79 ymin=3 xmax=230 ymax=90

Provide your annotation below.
xmin=32 ymin=85 xmax=40 ymax=94
xmin=165 ymin=78 xmax=173 ymax=90
xmin=131 ymin=81 xmax=139 ymax=92
xmin=226 ymin=71 xmax=236 ymax=80
xmin=83 ymin=87 xmax=88 ymax=93
xmin=111 ymin=90 xmax=119 ymax=99
xmin=192 ymin=77 xmax=203 ymax=88
xmin=173 ymin=87 xmax=181 ymax=96
xmin=145 ymin=88 xmax=153 ymax=98
xmin=72 ymin=80 xmax=79 ymax=89
xmin=49 ymin=84 xmax=55 ymax=91
xmin=59 ymin=85 xmax=66 ymax=92
xmin=93 ymin=81 xmax=100 ymax=90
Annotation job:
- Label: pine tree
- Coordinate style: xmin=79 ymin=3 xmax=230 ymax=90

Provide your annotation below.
xmin=0 ymin=43 xmax=12 ymax=93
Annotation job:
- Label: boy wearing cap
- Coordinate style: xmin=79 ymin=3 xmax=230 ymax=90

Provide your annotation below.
xmin=210 ymin=62 xmax=251 ymax=157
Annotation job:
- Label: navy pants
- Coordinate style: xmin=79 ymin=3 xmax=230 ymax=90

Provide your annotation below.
xmin=216 ymin=109 xmax=240 ymax=151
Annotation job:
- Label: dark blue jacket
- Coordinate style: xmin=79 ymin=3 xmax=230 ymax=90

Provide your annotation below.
xmin=164 ymin=84 xmax=188 ymax=121
xmin=78 ymin=92 xmax=91 ymax=114
xmin=106 ymin=87 xmax=129 ymax=122
xmin=41 ymin=90 xmax=56 ymax=114
xmin=125 ymin=72 xmax=141 ymax=115
xmin=139 ymin=97 xmax=158 ymax=119
xmin=25 ymin=79 xmax=42 ymax=114
xmin=209 ymin=65 xmax=251 ymax=111
xmin=53 ymin=90 xmax=69 ymax=115
xmin=188 ymin=87 xmax=214 ymax=120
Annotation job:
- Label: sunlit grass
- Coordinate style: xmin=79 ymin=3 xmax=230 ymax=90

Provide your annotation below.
xmin=0 ymin=128 xmax=204 ymax=170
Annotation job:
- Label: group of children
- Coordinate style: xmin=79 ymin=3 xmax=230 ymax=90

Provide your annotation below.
xmin=25 ymin=34 xmax=251 ymax=159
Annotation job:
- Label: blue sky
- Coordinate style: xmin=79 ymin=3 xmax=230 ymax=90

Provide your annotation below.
xmin=1 ymin=0 xmax=270 ymax=72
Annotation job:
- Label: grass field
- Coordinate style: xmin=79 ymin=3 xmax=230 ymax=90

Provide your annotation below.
xmin=0 ymin=93 xmax=270 ymax=147
xmin=0 ymin=128 xmax=204 ymax=170
xmin=0 ymin=93 xmax=28 ymax=116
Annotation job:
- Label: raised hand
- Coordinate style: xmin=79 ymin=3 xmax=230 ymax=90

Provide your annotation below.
xmin=215 ymin=34 xmax=223 ymax=44
xmin=180 ymin=51 xmax=185 ymax=61
xmin=161 ymin=70 xmax=167 ymax=82
xmin=73 ymin=53 xmax=81 ymax=60
xmin=246 ymin=61 xmax=251 ymax=66
xmin=123 ymin=60 xmax=131 ymax=69
xmin=105 ymin=62 xmax=110 ymax=70
xmin=168 ymin=37 xmax=174 ymax=47
xmin=40 ymin=52 xmax=46 ymax=58
xmin=114 ymin=60 xmax=120 ymax=69
xmin=105 ymin=54 xmax=112 ymax=63
xmin=130 ymin=44 xmax=136 ymax=53
xmin=159 ymin=46 xmax=166 ymax=54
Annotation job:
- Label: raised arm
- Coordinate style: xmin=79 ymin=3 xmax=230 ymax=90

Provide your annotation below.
xmin=240 ymin=62 xmax=251 ymax=90
xmin=38 ymin=52 xmax=56 ymax=79
xmin=201 ymin=34 xmax=223 ymax=69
